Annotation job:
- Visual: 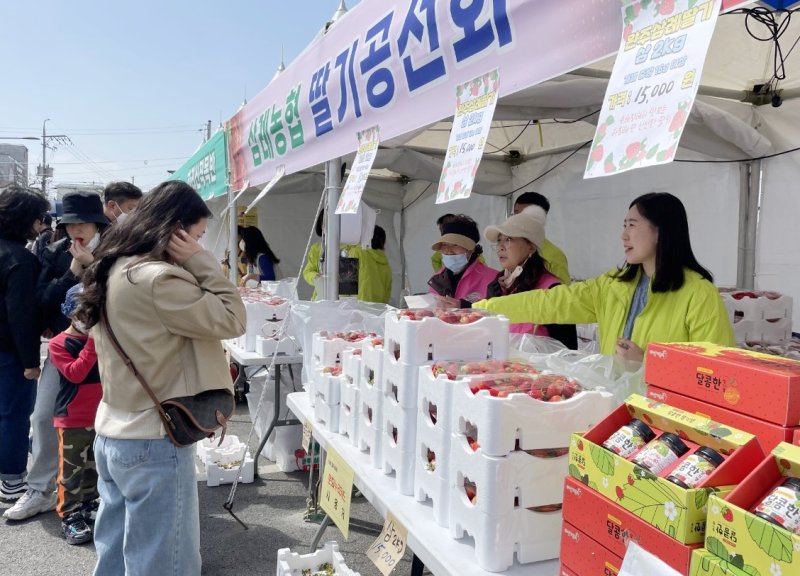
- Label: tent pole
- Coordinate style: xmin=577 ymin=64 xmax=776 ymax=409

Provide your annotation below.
xmin=228 ymin=176 xmax=238 ymax=286
xmin=737 ymin=160 xmax=761 ymax=290
xmin=324 ymin=158 xmax=342 ymax=300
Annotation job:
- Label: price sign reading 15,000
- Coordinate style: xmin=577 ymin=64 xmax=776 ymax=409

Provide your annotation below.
xmin=633 ymin=81 xmax=674 ymax=106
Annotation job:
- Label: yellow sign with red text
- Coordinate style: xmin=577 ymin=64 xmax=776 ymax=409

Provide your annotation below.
xmin=319 ymin=447 xmax=354 ymax=539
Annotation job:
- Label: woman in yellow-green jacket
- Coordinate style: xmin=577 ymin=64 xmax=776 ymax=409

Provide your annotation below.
xmin=473 ymin=192 xmax=734 ymax=362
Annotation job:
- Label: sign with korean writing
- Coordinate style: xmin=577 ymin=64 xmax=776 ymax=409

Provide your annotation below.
xmin=366 ymin=512 xmax=407 ymax=576
xmin=585 ymin=0 xmax=722 ymax=178
xmin=436 ymin=69 xmax=499 ymax=204
xmin=319 ymin=447 xmax=354 ymax=539
xmin=244 ymin=165 xmax=285 ymax=215
xmin=336 ymin=125 xmax=380 ymax=214
xmin=168 ymin=131 xmax=228 ymax=200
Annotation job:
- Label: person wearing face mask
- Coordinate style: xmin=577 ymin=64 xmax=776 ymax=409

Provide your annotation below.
xmin=4 ymin=191 xmax=109 ymax=522
xmin=483 ymin=207 xmax=577 ymax=349
xmin=473 ymin=192 xmax=734 ymax=363
xmin=102 ymin=181 xmax=142 ymax=225
xmin=0 ymin=185 xmax=50 ymax=502
xmin=428 ymin=214 xmax=497 ymax=305
xmin=238 ymin=226 xmax=281 ymax=286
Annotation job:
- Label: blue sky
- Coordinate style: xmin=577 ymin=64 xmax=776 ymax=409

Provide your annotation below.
xmin=1 ymin=0 xmax=359 ymax=192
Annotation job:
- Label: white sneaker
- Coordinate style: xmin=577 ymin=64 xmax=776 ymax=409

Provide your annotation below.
xmin=2 ymin=489 xmax=57 ymax=521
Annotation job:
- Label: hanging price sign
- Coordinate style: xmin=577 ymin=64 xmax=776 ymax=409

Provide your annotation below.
xmin=366 ymin=512 xmax=408 ymax=576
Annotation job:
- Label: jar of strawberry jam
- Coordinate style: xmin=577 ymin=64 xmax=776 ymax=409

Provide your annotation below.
xmin=754 ymin=477 xmax=800 ymax=534
xmin=632 ymin=432 xmax=689 ymax=475
xmin=602 ymin=419 xmax=656 ymax=459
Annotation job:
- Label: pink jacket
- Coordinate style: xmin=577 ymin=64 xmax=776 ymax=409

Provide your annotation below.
xmin=429 ymin=261 xmax=498 ymax=303
xmin=505 ymin=271 xmax=562 ymax=335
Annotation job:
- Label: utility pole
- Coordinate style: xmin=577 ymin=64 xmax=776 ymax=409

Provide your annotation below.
xmin=37 ymin=119 xmax=67 ymax=200
xmin=207 ymin=120 xmax=212 ymax=141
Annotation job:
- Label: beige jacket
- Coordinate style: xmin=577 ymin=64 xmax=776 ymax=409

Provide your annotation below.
xmin=93 ymin=250 xmax=246 ymax=439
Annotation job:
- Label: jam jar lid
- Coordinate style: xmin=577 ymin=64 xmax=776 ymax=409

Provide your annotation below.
xmin=628 ymin=418 xmax=656 ymax=442
xmin=659 ymin=433 xmax=689 ymax=457
xmin=779 ymin=476 xmax=800 ymax=492
xmin=695 ymin=446 xmax=725 ymax=468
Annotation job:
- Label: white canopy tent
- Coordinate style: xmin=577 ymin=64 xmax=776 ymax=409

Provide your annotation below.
xmin=203 ymin=4 xmax=800 ymax=331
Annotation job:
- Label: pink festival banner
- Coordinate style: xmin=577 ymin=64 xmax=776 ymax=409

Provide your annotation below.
xmin=226 ymin=0 xmax=754 ymax=189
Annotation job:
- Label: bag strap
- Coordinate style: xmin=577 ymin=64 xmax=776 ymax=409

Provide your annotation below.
xmin=100 ymin=310 xmax=173 ymax=428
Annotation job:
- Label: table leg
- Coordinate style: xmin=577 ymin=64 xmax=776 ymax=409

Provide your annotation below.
xmin=253 ymin=364 xmax=280 ymax=479
xmin=309 ymin=515 xmax=332 ymax=552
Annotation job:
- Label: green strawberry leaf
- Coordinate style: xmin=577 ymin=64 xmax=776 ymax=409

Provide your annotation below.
xmin=568 ymin=464 xmax=582 ymax=481
xmin=590 ymin=445 xmax=616 ymax=475
xmin=728 ymin=553 xmax=744 ymax=569
xmin=706 ymin=536 xmax=730 ymax=561
xmin=646 ymin=144 xmax=660 ymax=159
xmin=695 ymin=489 xmax=710 ymax=510
xmin=746 ymin=515 xmax=793 ymax=562
xmin=710 ymin=427 xmax=732 ymax=439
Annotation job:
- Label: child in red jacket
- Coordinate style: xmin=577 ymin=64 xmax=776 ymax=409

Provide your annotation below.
xmin=48 ymin=284 xmax=102 ymax=545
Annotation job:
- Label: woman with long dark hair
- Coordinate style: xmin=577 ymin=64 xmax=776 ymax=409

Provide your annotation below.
xmin=474 ymin=192 xmax=733 ymax=361
xmin=0 ymin=186 xmax=50 ymax=501
xmin=238 ymin=225 xmax=280 ymax=285
xmin=76 ymin=181 xmax=245 ymax=575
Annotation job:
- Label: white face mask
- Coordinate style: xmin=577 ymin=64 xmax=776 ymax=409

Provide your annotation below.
xmin=442 ymin=253 xmax=469 ymax=274
xmin=114 ymin=210 xmax=129 ymax=225
xmin=86 ymin=232 xmax=101 ymax=253
xmin=239 ymin=240 xmax=246 ymax=252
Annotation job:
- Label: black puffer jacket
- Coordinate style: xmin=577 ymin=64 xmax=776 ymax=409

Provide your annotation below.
xmin=37 ymin=237 xmax=79 ymax=334
xmin=0 ymin=237 xmax=43 ymax=368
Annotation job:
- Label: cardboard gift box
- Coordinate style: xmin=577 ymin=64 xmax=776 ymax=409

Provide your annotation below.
xmin=568 ymin=394 xmax=764 ymax=544
xmin=647 ymin=385 xmax=800 ymax=453
xmin=560 ymin=521 xmax=623 ymax=576
xmin=704 ymin=442 xmax=800 ymax=576
xmin=690 ymin=548 xmax=757 ymax=576
xmin=562 ymin=475 xmax=701 ymax=574
xmin=645 ymin=342 xmax=800 ymax=426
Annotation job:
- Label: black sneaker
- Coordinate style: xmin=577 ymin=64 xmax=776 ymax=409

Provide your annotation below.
xmin=62 ymin=513 xmax=93 ymax=545
xmin=79 ymin=499 xmax=99 ymax=525
xmin=0 ymin=480 xmax=27 ymax=501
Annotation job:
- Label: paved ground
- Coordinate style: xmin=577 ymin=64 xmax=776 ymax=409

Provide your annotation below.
xmin=0 ymin=404 xmax=418 ymax=576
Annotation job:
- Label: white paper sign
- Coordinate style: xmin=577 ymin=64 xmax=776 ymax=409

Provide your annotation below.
xmin=403 ymin=294 xmax=437 ymax=309
xmin=219 ymin=179 xmax=250 ymax=218
xmin=244 ymin=166 xmax=285 ymax=214
xmin=620 ymin=542 xmax=681 ymax=576
xmin=585 ymin=0 xmax=722 ymax=178
xmin=436 ymin=69 xmax=499 ymax=204
xmin=336 ymin=126 xmax=380 ymax=215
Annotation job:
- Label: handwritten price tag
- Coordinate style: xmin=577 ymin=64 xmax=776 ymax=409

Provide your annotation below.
xmin=366 ymin=512 xmax=407 ymax=576
xmin=302 ymin=419 xmax=312 ymax=452
xmin=319 ymin=447 xmax=354 ymax=539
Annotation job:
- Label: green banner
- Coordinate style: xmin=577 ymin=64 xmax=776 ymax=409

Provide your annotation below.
xmin=169 ymin=131 xmax=228 ymax=200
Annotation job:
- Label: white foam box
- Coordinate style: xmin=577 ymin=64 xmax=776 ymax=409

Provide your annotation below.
xmin=339 ymin=377 xmax=360 ymax=446
xmin=449 ymin=438 xmax=568 ymax=517
xmin=276 ymin=541 xmax=361 ymax=576
xmin=448 ymin=498 xmax=562 ymax=572
xmin=734 ymin=317 xmax=793 ymax=343
xmin=380 ymin=395 xmax=417 ymax=495
xmin=360 ymin=340 xmax=384 ymax=392
xmin=381 ymin=356 xmax=423 ymax=410
xmin=451 ymin=382 xmax=617 ymax=457
xmin=313 ymin=393 xmax=340 ymax=432
xmin=205 ymin=455 xmax=255 ymax=487
xmin=384 ymin=312 xmax=509 ymax=365
xmin=311 ymin=331 xmax=372 ymax=368
xmin=256 ymin=335 xmax=298 ymax=357
xmin=722 ymin=291 xmax=793 ymax=323
xmin=196 ymin=435 xmax=242 ymax=464
xmin=342 ymin=348 xmax=362 ymax=390
xmin=241 ymin=300 xmax=276 ymax=352
xmin=358 ymin=361 xmax=383 ymax=469
xmin=311 ymin=367 xmax=343 ymax=406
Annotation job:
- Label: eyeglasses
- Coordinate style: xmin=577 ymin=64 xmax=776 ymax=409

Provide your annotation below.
xmin=492 ymin=236 xmax=515 ymax=249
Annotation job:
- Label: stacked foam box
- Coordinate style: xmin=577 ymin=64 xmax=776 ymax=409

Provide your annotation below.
xmin=312 ymin=365 xmax=343 ymax=432
xmin=720 ymin=289 xmax=793 ymax=344
xmin=447 ymin=371 xmax=616 ymax=572
xmin=339 ymin=348 xmax=362 ymax=447
xmin=197 ymin=435 xmax=255 ymax=487
xmin=380 ymin=309 xmax=509 ymax=496
xmin=645 ymin=342 xmax=800 ymax=452
xmin=561 ymin=394 xmax=765 ymax=576
xmin=358 ymin=337 xmax=385 ymax=468
xmin=276 ymin=541 xmax=361 ymax=576
xmin=308 ymin=330 xmax=376 ymax=408
xmin=237 ymin=288 xmax=291 ymax=352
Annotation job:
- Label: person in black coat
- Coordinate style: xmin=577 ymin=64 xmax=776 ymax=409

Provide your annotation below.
xmin=0 ymin=185 xmax=50 ymax=499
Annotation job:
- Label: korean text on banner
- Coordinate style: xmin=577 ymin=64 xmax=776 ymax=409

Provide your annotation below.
xmin=584 ymin=0 xmax=722 ymax=179
xmin=436 ymin=69 xmax=499 ymax=204
xmin=336 ymin=125 xmax=380 ymax=215
xmin=244 ymin=165 xmax=285 ymax=215
xmin=319 ymin=447 xmax=354 ymax=539
xmin=168 ymin=131 xmax=228 ymax=200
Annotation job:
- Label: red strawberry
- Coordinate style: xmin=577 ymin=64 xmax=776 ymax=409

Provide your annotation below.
xmin=545 ymin=383 xmax=562 ymax=398
xmin=591 ymin=144 xmax=604 ymax=162
xmin=626 ymin=141 xmax=642 ymax=161
xmin=616 ymin=486 xmax=625 ymax=500
xmin=669 ymin=107 xmax=687 ymax=132
xmin=659 ymin=0 xmax=675 ymax=16
xmin=722 ymin=508 xmax=733 ymax=522
xmin=467 ymin=436 xmax=480 ymax=452
xmin=604 ymin=159 xmax=616 ymax=173
xmin=549 ymin=395 xmax=563 ymax=402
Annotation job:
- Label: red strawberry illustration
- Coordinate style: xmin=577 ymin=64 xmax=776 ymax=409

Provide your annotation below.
xmin=779 ymin=458 xmax=791 ymax=470
xmin=626 ymin=142 xmax=642 ymax=161
xmin=632 ymin=2 xmax=641 ymax=16
xmin=577 ymin=440 xmax=584 ymax=451
xmin=597 ymin=123 xmax=608 ymax=138
xmin=616 ymin=486 xmax=625 ymax=500
xmin=670 ymin=107 xmax=687 ymax=133
xmin=722 ymin=508 xmax=734 ymax=522
xmin=676 ymin=430 xmax=689 ymax=441
xmin=604 ymin=159 xmax=616 ymax=174
xmin=627 ymin=474 xmax=635 ymax=486
xmin=659 ymin=0 xmax=676 ymax=16
xmin=591 ymin=144 xmax=605 ymax=162
xmin=641 ymin=413 xmax=654 ymax=425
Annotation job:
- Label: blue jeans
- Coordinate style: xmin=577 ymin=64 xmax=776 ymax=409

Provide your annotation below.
xmin=0 ymin=350 xmax=37 ymax=481
xmin=93 ymin=435 xmax=201 ymax=576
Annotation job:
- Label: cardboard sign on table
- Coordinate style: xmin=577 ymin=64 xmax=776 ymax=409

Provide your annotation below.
xmin=336 ymin=126 xmax=380 ymax=215
xmin=436 ymin=69 xmax=499 ymax=204
xmin=366 ymin=511 xmax=407 ymax=576
xmin=319 ymin=446 xmax=354 ymax=539
xmin=585 ymin=0 xmax=722 ymax=178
